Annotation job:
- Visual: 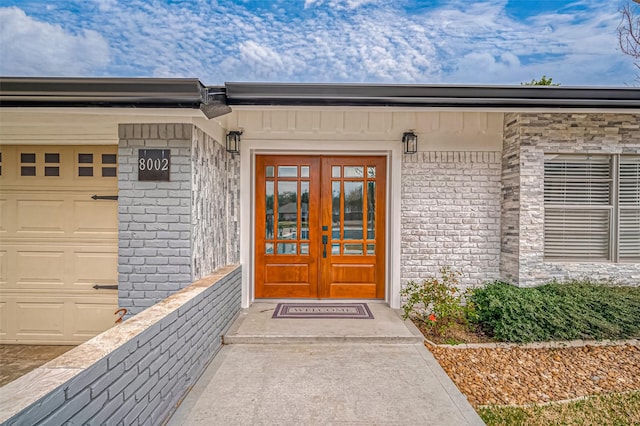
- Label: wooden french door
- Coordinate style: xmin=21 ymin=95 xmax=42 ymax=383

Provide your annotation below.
xmin=255 ymin=155 xmax=386 ymax=299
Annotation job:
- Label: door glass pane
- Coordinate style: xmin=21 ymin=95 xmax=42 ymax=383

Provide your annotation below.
xmin=331 ymin=243 xmax=340 ymax=255
xmin=344 ymin=166 xmax=364 ymax=178
xmin=367 ymin=181 xmax=375 ymax=239
xmin=367 ymin=244 xmax=375 ymax=255
xmin=343 ymin=181 xmax=363 ymax=239
xmin=301 ymin=181 xmax=309 ymax=240
xmin=278 ymin=166 xmax=297 ymax=177
xmin=301 ymin=166 xmax=309 ymax=178
xmin=300 ymin=243 xmax=309 ymax=255
xmin=266 ymin=243 xmax=274 ymax=254
xmin=332 ymin=166 xmax=341 ymax=178
xmin=278 ymin=181 xmax=297 ymax=240
xmin=277 ymin=243 xmax=297 ymax=254
xmin=332 ymin=181 xmax=341 ymax=240
xmin=266 ymin=181 xmax=275 ymax=239
xmin=266 ymin=166 xmax=274 ymax=177
xmin=367 ymin=166 xmax=376 ymax=178
xmin=344 ymin=243 xmax=364 ymax=255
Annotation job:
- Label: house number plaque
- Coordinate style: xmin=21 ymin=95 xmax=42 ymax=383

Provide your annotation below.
xmin=138 ymin=149 xmax=170 ymax=181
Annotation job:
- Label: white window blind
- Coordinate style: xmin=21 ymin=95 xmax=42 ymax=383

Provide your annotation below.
xmin=544 ymin=155 xmax=612 ymax=261
xmin=544 ymin=154 xmax=640 ymax=263
xmin=619 ymin=156 xmax=640 ymax=261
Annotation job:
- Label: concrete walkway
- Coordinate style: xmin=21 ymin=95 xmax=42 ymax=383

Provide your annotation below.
xmin=168 ymin=302 xmax=484 ymax=426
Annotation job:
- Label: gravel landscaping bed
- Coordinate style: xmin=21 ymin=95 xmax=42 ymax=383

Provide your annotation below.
xmin=427 ymin=341 xmax=640 ymax=407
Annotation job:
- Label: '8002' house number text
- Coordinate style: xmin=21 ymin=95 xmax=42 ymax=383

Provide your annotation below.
xmin=138 ymin=149 xmax=171 ymax=181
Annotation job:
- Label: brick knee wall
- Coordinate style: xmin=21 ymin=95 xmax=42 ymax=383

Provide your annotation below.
xmin=1 ymin=265 xmax=241 ymax=426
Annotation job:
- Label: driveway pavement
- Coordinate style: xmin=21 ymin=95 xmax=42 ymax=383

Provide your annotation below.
xmin=0 ymin=345 xmax=75 ymax=387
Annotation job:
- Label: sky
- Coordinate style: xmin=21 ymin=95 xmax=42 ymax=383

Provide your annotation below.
xmin=0 ymin=0 xmax=636 ymax=86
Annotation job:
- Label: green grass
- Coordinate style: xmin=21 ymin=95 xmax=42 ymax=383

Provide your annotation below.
xmin=478 ymin=391 xmax=640 ymax=426
xmin=468 ymin=280 xmax=640 ymax=343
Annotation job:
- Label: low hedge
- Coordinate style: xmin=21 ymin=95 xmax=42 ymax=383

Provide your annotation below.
xmin=469 ymin=280 xmax=640 ymax=343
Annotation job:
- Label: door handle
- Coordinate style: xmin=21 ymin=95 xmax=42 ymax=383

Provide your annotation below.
xmin=322 ymin=235 xmax=328 ymax=258
xmin=91 ymin=195 xmax=118 ymax=200
xmin=93 ymin=284 xmax=118 ymax=290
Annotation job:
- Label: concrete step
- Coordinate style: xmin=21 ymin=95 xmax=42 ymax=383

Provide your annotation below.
xmin=223 ymin=334 xmax=424 ymax=345
xmin=222 ymin=302 xmax=425 ymax=345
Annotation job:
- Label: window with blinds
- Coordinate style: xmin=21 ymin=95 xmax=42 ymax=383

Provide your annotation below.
xmin=619 ymin=156 xmax=640 ymax=261
xmin=543 ymin=154 xmax=640 ymax=262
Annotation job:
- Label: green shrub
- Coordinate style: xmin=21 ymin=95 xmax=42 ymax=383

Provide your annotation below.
xmin=400 ymin=267 xmax=475 ymax=335
xmin=469 ymin=280 xmax=640 ymax=343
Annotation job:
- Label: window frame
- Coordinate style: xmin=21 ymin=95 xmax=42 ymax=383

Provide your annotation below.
xmin=543 ymin=154 xmax=639 ymax=263
xmin=618 ymin=155 xmax=640 ymax=262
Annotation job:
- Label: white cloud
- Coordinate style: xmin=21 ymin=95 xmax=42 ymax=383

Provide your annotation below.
xmin=304 ymin=0 xmax=384 ymax=10
xmin=217 ymin=40 xmax=296 ymax=81
xmin=0 ymin=1 xmax=634 ymax=86
xmin=0 ymin=7 xmax=109 ymax=76
xmin=426 ymin=1 xmax=634 ymax=85
xmin=94 ymin=0 xmax=119 ymax=12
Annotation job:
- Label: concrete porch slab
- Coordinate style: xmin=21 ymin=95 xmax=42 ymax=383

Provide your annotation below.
xmin=167 ymin=302 xmax=485 ymax=425
xmin=223 ymin=301 xmax=424 ymax=344
xmin=169 ymin=343 xmax=484 ymax=425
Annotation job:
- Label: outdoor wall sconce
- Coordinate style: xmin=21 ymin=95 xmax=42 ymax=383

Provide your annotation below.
xmin=402 ymin=131 xmax=418 ymax=154
xmin=226 ymin=131 xmax=242 ymax=154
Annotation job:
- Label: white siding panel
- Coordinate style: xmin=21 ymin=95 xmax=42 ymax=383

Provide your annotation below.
xmin=232 ymin=109 xmax=503 ymax=151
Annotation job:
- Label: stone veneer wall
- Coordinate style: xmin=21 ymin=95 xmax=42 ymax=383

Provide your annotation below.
xmin=191 ymin=127 xmax=240 ymax=278
xmin=0 ymin=266 xmax=241 ymax=426
xmin=500 ymin=115 xmax=522 ymax=283
xmin=501 ymin=113 xmax=640 ymax=286
xmin=118 ymin=124 xmax=240 ymax=316
xmin=401 ymin=152 xmax=502 ymax=290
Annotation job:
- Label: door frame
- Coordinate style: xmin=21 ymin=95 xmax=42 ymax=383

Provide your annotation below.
xmin=239 ymin=139 xmax=403 ymax=309
xmin=254 ymin=155 xmax=386 ymax=299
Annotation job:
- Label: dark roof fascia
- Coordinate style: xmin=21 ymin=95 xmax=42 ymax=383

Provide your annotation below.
xmin=3 ymin=78 xmax=639 ymax=111
xmin=224 ymin=83 xmax=640 ymax=109
xmin=0 ymin=77 xmax=215 ymax=109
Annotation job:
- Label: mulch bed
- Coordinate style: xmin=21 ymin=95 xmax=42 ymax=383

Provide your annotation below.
xmin=427 ymin=341 xmax=640 ymax=407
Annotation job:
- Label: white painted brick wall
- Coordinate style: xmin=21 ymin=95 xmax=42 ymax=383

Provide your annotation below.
xmin=118 ymin=124 xmax=193 ymax=316
xmin=401 ymin=151 xmax=502 ymax=290
xmin=118 ymin=124 xmax=241 ymax=316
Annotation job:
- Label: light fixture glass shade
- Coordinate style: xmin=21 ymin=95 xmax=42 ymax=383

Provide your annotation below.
xmin=402 ymin=131 xmax=418 ymax=154
xmin=226 ymin=131 xmax=242 ymax=154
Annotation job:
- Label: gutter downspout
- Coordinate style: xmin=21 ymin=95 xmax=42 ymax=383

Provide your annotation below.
xmin=200 ymin=88 xmax=232 ymax=119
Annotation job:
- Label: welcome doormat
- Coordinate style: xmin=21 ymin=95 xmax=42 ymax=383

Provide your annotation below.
xmin=272 ymin=303 xmax=374 ymax=319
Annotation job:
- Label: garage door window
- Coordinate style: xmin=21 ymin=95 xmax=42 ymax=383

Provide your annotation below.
xmin=78 ymin=153 xmax=94 ymax=177
xmin=20 ymin=152 xmax=36 ymax=176
xmin=76 ymin=152 xmax=118 ymax=178
xmin=102 ymin=154 xmax=117 ymax=177
xmin=45 ymin=153 xmax=60 ymax=176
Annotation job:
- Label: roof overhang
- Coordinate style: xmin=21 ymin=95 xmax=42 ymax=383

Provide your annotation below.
xmin=2 ymin=78 xmax=639 ymax=113
xmin=225 ymin=83 xmax=640 ymax=109
xmin=0 ymin=77 xmax=231 ymax=118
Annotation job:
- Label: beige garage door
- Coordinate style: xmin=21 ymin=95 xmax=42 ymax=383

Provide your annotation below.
xmin=0 ymin=145 xmax=118 ymax=344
